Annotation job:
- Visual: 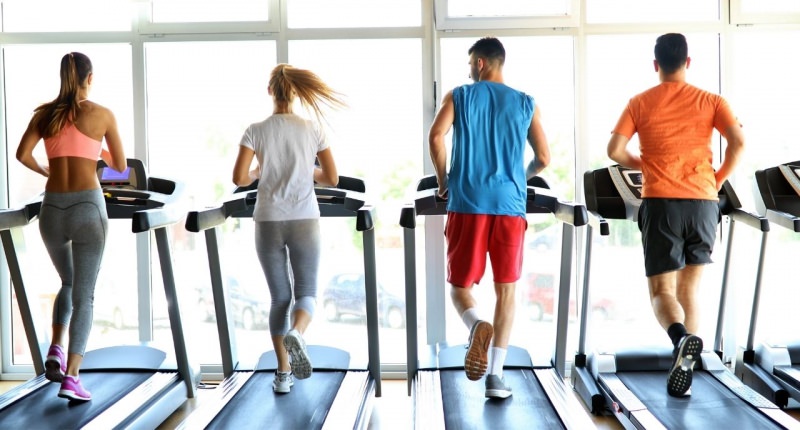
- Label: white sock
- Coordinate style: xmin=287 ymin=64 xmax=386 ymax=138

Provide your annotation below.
xmin=460 ymin=308 xmax=481 ymax=330
xmin=488 ymin=347 xmax=507 ymax=377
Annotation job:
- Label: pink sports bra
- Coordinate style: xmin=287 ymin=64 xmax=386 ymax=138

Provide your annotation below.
xmin=44 ymin=123 xmax=102 ymax=161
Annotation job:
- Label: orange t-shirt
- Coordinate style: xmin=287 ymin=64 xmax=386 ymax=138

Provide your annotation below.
xmin=613 ymin=81 xmax=740 ymax=200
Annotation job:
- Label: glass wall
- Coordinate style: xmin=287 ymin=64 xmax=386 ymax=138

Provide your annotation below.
xmin=438 ymin=36 xmax=576 ymax=360
xmin=2 ymin=0 xmax=800 ymax=379
xmin=4 ymin=43 xmax=135 ymax=366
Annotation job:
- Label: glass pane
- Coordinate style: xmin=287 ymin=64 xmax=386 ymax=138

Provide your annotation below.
xmin=439 ymin=36 xmax=576 ymax=361
xmin=287 ymin=0 xmax=420 ymax=28
xmin=145 ymin=40 xmax=277 ymax=364
xmin=446 ymin=0 xmax=570 ymax=17
xmin=727 ymin=31 xmax=800 ymax=349
xmin=4 ymin=44 xmax=137 ymax=364
xmin=585 ymin=33 xmax=722 ymax=351
xmin=586 ymin=0 xmax=718 ymax=23
xmin=739 ymin=0 xmax=800 ymax=14
xmin=2 ymin=2 xmax=131 ymax=32
xmin=4 ymin=44 xmax=135 ymax=207
xmin=152 ymin=0 xmax=269 ymax=23
xmin=290 ymin=39 xmax=423 ymax=364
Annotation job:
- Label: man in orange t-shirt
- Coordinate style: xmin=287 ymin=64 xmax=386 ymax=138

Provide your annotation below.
xmin=607 ymin=33 xmax=745 ymax=397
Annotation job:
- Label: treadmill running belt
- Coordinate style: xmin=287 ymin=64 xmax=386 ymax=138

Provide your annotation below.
xmin=207 ymin=370 xmax=346 ymax=429
xmin=0 ymin=371 xmax=154 ymax=428
xmin=440 ymin=369 xmax=565 ymax=429
xmin=617 ymin=371 xmax=778 ymax=428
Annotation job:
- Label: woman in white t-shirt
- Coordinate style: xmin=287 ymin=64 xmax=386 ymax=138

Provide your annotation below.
xmin=232 ymin=63 xmax=344 ymax=393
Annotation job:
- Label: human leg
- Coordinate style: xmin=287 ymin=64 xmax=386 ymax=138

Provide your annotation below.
xmin=256 ymin=222 xmax=293 ymax=373
xmin=445 ymin=212 xmax=494 ymax=381
xmin=279 ymin=220 xmax=320 ymax=380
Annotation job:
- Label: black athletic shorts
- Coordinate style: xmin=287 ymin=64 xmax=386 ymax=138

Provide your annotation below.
xmin=637 ymin=198 xmax=720 ymax=277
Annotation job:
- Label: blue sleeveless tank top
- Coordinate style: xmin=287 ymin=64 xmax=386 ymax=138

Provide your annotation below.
xmin=448 ymin=81 xmax=534 ymax=217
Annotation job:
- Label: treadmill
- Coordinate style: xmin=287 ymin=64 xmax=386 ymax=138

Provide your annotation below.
xmin=399 ymin=174 xmax=596 ymax=429
xmin=734 ymin=161 xmax=800 ymax=409
xmin=179 ymin=176 xmax=381 ymax=429
xmin=572 ymin=164 xmax=800 ymax=429
xmin=0 ymin=158 xmax=199 ymax=429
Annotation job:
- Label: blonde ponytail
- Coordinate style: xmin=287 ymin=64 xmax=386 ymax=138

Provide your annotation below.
xmin=269 ymin=64 xmax=346 ymax=123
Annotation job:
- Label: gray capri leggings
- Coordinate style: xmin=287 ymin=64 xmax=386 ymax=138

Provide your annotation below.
xmin=39 ymin=189 xmax=108 ymax=356
xmin=255 ymin=219 xmax=320 ymax=336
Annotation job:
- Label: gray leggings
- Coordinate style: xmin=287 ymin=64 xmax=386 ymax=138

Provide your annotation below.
xmin=255 ymin=219 xmax=320 ymax=336
xmin=39 ymin=189 xmax=108 ymax=356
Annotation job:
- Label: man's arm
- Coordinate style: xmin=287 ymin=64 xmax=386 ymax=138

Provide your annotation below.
xmin=607 ymin=133 xmax=642 ymax=169
xmin=526 ymin=106 xmax=550 ymax=179
xmin=715 ymin=124 xmax=745 ymax=189
xmin=428 ymin=90 xmax=454 ymax=198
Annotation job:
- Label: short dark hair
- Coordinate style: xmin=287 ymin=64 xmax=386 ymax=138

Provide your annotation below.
xmin=654 ymin=33 xmax=688 ymax=75
xmin=468 ymin=37 xmax=505 ymax=66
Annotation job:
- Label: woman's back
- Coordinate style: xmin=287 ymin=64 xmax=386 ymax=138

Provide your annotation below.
xmin=44 ymin=101 xmax=115 ymax=193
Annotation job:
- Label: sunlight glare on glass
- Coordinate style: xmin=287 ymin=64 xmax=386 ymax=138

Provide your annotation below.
xmin=447 ymin=0 xmax=569 ymax=17
xmin=288 ymin=0 xmax=420 ymax=28
xmin=740 ymin=0 xmax=800 ymax=13
xmin=586 ymin=0 xmax=718 ymax=23
xmin=152 ymin=0 xmax=268 ymax=23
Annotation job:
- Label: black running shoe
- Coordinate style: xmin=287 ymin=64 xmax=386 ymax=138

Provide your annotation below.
xmin=667 ymin=334 xmax=703 ymax=397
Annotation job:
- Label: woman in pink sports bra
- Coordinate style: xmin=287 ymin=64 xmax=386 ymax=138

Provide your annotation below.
xmin=16 ymin=51 xmax=126 ymax=402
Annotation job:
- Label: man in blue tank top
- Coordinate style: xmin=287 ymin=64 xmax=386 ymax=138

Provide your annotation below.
xmin=428 ymin=37 xmax=551 ymax=399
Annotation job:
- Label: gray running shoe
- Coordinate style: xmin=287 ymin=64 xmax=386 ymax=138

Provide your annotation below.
xmin=667 ymin=334 xmax=703 ymax=397
xmin=485 ymin=375 xmax=512 ymax=399
xmin=284 ymin=329 xmax=313 ymax=380
xmin=464 ymin=320 xmax=493 ymax=381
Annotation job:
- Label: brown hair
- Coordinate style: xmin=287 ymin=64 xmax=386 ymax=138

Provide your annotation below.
xmin=269 ymin=63 xmax=345 ymax=122
xmin=31 ymin=52 xmax=93 ymax=138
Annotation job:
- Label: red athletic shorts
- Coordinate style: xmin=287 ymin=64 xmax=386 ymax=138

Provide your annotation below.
xmin=444 ymin=212 xmax=527 ymax=287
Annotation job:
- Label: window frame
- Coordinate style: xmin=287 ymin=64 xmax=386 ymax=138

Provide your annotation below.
xmin=434 ymin=0 xmax=579 ymax=30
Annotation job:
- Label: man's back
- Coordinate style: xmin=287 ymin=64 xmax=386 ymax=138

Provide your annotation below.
xmin=449 ymin=81 xmax=534 ymax=216
xmin=614 ymin=81 xmax=738 ymax=200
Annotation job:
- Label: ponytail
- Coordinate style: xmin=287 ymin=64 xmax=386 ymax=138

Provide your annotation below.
xmin=269 ymin=64 xmax=346 ymax=123
xmin=31 ymin=52 xmax=93 ymax=138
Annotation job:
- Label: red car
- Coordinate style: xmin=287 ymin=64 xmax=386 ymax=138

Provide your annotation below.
xmin=524 ymin=272 xmax=614 ymax=321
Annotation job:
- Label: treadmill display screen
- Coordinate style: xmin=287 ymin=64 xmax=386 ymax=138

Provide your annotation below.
xmin=623 ymin=171 xmax=643 ymax=187
xmin=101 ymin=167 xmax=130 ymax=182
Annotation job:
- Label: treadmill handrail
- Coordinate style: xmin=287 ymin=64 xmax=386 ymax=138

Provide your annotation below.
xmin=186 ymin=177 xmax=367 ymax=232
xmin=0 ymin=197 xmax=42 ymax=230
xmin=765 ymin=208 xmax=800 ymax=232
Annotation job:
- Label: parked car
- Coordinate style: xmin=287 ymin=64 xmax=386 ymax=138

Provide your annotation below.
xmin=322 ymin=273 xmax=406 ymax=329
xmin=195 ymin=274 xmax=270 ymax=331
xmin=527 ymin=224 xmax=561 ymax=252
xmin=524 ymin=272 xmax=614 ymax=321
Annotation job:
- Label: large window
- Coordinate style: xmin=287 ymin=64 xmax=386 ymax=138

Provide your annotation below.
xmin=145 ymin=40 xmax=276 ymax=364
xmin=289 ymin=38 xmax=423 ymax=365
xmin=583 ymin=33 xmax=723 ymax=353
xmin=438 ymin=36 xmax=576 ymax=360
xmin=4 ymin=44 xmax=135 ymax=367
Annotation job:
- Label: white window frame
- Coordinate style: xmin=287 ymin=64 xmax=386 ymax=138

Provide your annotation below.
xmin=136 ymin=0 xmax=280 ymax=35
xmin=434 ymin=0 xmax=579 ymax=30
xmin=730 ymin=0 xmax=800 ymax=25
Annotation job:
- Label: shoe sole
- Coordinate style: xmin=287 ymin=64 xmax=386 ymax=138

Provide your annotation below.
xmin=667 ymin=335 xmax=703 ymax=397
xmin=58 ymin=390 xmax=91 ymax=402
xmin=273 ymin=385 xmax=291 ymax=394
xmin=45 ymin=358 xmax=65 ymax=383
xmin=485 ymin=389 xmax=512 ymax=399
xmin=465 ymin=322 xmax=493 ymax=381
xmin=284 ymin=335 xmax=313 ymax=380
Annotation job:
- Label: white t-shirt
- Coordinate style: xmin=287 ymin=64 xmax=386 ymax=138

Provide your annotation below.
xmin=239 ymin=113 xmax=329 ymax=221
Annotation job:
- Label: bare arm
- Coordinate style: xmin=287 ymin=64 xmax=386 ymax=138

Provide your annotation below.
xmin=607 ymin=132 xmax=642 ymax=169
xmin=526 ymin=106 xmax=550 ymax=179
xmin=314 ymin=147 xmax=338 ymax=187
xmin=232 ymin=145 xmax=257 ymax=187
xmin=428 ymin=90 xmax=454 ymax=198
xmin=16 ymin=121 xmax=49 ymax=177
xmin=715 ymin=124 xmax=745 ymax=189
xmin=102 ymin=109 xmax=126 ymax=173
